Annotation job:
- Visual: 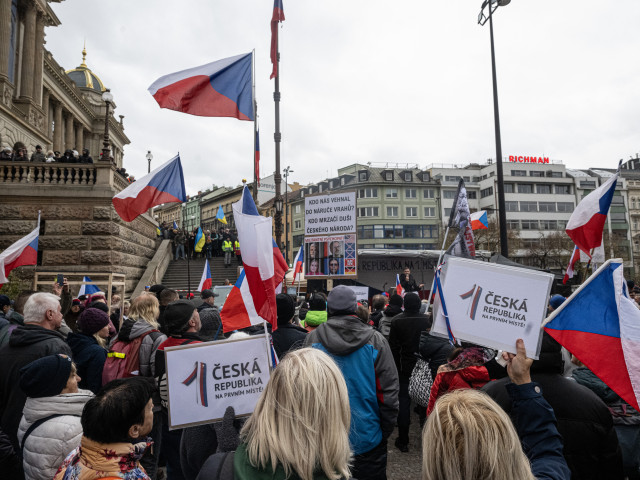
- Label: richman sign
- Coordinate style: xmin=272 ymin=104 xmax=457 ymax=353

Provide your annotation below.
xmin=508 ymin=156 xmax=550 ymax=164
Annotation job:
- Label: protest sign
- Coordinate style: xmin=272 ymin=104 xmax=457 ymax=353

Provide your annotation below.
xmin=431 ymin=256 xmax=553 ymax=359
xmin=305 ymin=234 xmax=357 ymax=278
xmin=304 ymin=192 xmax=356 ymax=236
xmin=165 ymin=334 xmax=272 ymax=429
xmin=345 ymin=285 xmax=369 ymax=302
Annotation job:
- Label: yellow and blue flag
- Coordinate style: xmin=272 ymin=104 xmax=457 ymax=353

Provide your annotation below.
xmin=216 ymin=206 xmax=227 ymax=225
xmin=195 ymin=227 xmax=205 ymax=253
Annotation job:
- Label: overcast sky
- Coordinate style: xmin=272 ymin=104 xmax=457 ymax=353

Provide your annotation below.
xmin=45 ymin=0 xmax=640 ymax=196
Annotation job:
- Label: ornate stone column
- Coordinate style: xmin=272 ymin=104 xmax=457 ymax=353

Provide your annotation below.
xmin=42 ymin=88 xmax=50 ymax=137
xmin=0 ymin=0 xmax=12 ymax=80
xmin=65 ymin=113 xmax=74 ymax=150
xmin=19 ymin=0 xmax=36 ymax=101
xmin=32 ymin=11 xmax=44 ymax=106
xmin=53 ymin=101 xmax=62 ymax=151
xmin=75 ymin=124 xmax=83 ymax=152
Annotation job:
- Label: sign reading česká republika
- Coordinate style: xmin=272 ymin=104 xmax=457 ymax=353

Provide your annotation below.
xmin=431 ymin=256 xmax=554 ymax=359
xmin=164 ymin=334 xmax=272 ymax=429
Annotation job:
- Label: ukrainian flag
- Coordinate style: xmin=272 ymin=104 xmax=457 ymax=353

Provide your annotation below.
xmin=216 ymin=205 xmax=227 ymax=225
xmin=156 ymin=227 xmax=162 ymax=236
xmin=195 ymin=227 xmax=205 ymax=253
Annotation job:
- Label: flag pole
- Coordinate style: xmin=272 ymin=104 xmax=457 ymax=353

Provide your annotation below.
xmin=427 ymin=225 xmax=450 ymax=312
xmin=273 ymin=19 xmax=283 ymax=251
xmin=252 ymin=50 xmax=258 ymax=203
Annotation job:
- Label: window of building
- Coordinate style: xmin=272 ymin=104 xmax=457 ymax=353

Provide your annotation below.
xmin=610 ymin=212 xmax=627 ymax=223
xmin=294 ymin=220 xmax=301 ymax=229
xmin=383 ymin=171 xmax=394 ymax=181
xmin=294 ymin=204 xmax=301 ymax=214
xmin=444 ymin=208 xmax=451 ymax=217
xmin=521 ymin=220 xmax=539 ymax=230
xmin=420 ymin=172 xmax=431 ymax=182
xmin=507 ymin=220 xmax=520 ymax=230
xmin=445 ymin=175 xmax=460 ymax=182
xmin=424 ymin=207 xmax=435 ymax=217
xmin=406 ymin=207 xmax=418 ymax=217
xmin=580 ymin=181 xmax=596 ymax=188
xmin=511 ymin=170 xmax=527 ymax=177
xmin=386 ymin=188 xmax=398 ymax=198
xmin=555 ymin=185 xmax=571 ymax=195
xmin=405 ymin=189 xmax=417 ymax=199
xmin=556 ymin=202 xmax=574 ymax=212
xmin=504 ymin=183 xmax=514 ymax=193
xmin=557 ymin=220 xmax=567 ymax=230
xmin=358 ymin=187 xmax=378 ymax=198
xmin=467 ymin=191 xmax=477 ymax=199
xmin=443 ymin=190 xmax=456 ymax=199
xmin=551 ymin=171 xmax=563 ymax=178
xmin=423 ymin=188 xmax=435 ymax=199
xmin=517 ymin=184 xmax=533 ymax=194
xmin=539 ymin=202 xmax=556 ymax=212
xmin=540 ymin=220 xmax=558 ymax=230
xmin=340 ymin=177 xmax=345 ymax=185
xmin=505 ymin=201 xmax=519 ymax=212
xmin=520 ymin=201 xmax=538 ymax=212
xmin=481 ymin=187 xmax=494 ymax=198
xmin=529 ymin=171 xmax=545 ymax=177
xmin=358 ymin=207 xmax=379 ymax=217
xmin=386 ymin=206 xmax=398 ymax=217
xmin=403 ymin=172 xmax=412 ymax=181
xmin=611 ymin=195 xmax=624 ymax=205
xmin=536 ymin=184 xmax=552 ymax=194
xmin=358 ymin=172 xmax=368 ymax=181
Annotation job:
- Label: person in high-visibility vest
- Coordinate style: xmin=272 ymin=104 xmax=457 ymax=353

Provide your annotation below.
xmin=222 ymin=237 xmax=233 ymax=268
xmin=234 ymin=240 xmax=242 ymax=265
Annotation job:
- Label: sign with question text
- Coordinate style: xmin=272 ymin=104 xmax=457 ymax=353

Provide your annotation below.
xmin=431 ymin=256 xmax=553 ymax=359
xmin=304 ymin=191 xmax=356 ymax=236
xmin=164 ymin=335 xmax=272 ymax=429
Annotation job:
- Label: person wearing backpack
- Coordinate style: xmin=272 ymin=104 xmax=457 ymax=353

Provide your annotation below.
xmin=17 ymin=354 xmax=93 ymax=480
xmin=106 ymin=293 xmax=166 ymax=479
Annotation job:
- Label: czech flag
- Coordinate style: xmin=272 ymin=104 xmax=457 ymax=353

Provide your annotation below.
xmin=78 ymin=276 xmax=101 ymax=297
xmin=566 ymin=165 xmax=619 ymax=256
xmin=148 ymin=53 xmax=254 ymax=121
xmin=194 ymin=227 xmax=205 ymax=253
xmin=470 ymin=210 xmax=489 ymax=230
xmin=544 ymin=259 xmax=640 ymax=410
xmin=292 ymin=245 xmax=304 ymax=282
xmin=0 ymin=213 xmax=40 ymax=286
xmin=395 ymin=274 xmax=405 ymax=297
xmin=112 ymin=155 xmax=186 ymax=222
xmin=216 ymin=205 xmax=227 ymax=225
xmin=563 ymin=245 xmax=580 ymax=285
xmin=220 ymin=187 xmax=287 ymax=331
xmin=198 ymin=259 xmax=212 ymax=292
xmin=270 ymin=0 xmax=285 ymax=79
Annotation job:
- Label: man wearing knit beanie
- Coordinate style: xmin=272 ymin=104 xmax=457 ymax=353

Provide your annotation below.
xmin=304 ymin=285 xmax=398 ymax=478
xmin=271 ymin=294 xmax=307 ymax=359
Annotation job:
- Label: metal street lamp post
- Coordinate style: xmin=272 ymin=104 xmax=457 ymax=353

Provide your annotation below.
xmin=101 ymin=89 xmax=113 ymax=163
xmin=478 ymin=0 xmax=510 ymax=257
xmin=146 ymin=150 xmax=153 ymax=173
xmin=274 ymin=196 xmax=284 ymax=254
xmin=283 ymin=166 xmax=293 ymax=263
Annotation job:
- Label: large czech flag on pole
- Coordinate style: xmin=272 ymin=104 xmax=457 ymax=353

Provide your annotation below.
xmin=0 ymin=213 xmax=40 ymax=286
xmin=148 ymin=53 xmax=254 ymax=121
xmin=220 ymin=187 xmax=287 ymax=332
xmin=113 ymin=155 xmax=186 ymax=222
xmin=198 ymin=259 xmax=212 ymax=292
xmin=566 ymin=165 xmax=619 ymax=256
xmin=544 ymin=259 xmax=640 ymax=411
xmin=270 ymin=0 xmax=285 ymax=79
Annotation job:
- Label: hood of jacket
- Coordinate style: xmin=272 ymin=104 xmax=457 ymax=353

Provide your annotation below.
xmin=117 ymin=318 xmax=156 ymax=342
xmin=22 ymin=390 xmax=93 ymax=424
xmin=67 ymin=331 xmax=98 ymax=352
xmin=311 ymin=315 xmax=374 ymax=356
xmin=383 ymin=304 xmax=403 ymax=318
xmin=9 ymin=323 xmax=66 ymax=348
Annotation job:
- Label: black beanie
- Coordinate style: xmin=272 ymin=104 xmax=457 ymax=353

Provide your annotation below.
xmin=77 ymin=308 xmax=110 ymax=335
xmin=403 ymin=293 xmax=421 ymax=312
xmin=162 ymin=300 xmax=196 ymax=335
xmin=276 ymin=294 xmax=295 ymax=325
xmin=19 ymin=354 xmax=72 ymax=398
xmin=389 ymin=294 xmax=403 ymax=307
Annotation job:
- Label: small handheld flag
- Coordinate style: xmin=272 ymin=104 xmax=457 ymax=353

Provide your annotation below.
xmin=198 ymin=259 xmax=212 ymax=292
xmin=173 ymin=221 xmax=179 ymax=230
xmin=292 ymin=245 xmax=304 ymax=282
xmin=395 ymin=274 xmax=405 ymax=297
xmin=470 ymin=211 xmax=489 ymax=230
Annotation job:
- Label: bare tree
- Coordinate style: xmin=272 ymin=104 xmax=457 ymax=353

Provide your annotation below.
xmin=437 ymin=218 xmax=520 ymax=255
xmin=525 ymin=231 xmax=574 ymax=271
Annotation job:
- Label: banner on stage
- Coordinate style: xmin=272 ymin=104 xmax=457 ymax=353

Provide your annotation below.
xmin=165 ymin=335 xmax=272 ymax=429
xmin=431 ymin=256 xmax=553 ymax=359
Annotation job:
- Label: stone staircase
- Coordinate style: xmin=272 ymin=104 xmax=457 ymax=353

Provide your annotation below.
xmin=161 ymin=256 xmax=241 ymax=293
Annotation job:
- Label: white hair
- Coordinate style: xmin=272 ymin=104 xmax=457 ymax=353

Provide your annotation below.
xmin=23 ymin=292 xmax=61 ymax=324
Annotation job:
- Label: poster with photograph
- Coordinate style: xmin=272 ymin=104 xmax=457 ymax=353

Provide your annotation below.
xmin=305 ymin=234 xmax=357 ymax=278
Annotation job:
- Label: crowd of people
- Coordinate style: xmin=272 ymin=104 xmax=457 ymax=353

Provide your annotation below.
xmin=0 ymin=142 xmax=96 ymax=164
xmin=157 ymin=224 xmax=241 ymax=267
xmin=0 ymin=274 xmax=637 ymax=480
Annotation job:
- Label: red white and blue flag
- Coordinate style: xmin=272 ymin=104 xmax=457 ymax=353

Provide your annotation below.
xmin=0 ymin=213 xmax=40 ymax=286
xmin=270 ymin=0 xmax=285 ymax=79
xmin=198 ymin=259 xmax=212 ymax=292
xmin=396 ymin=274 xmax=405 ymax=297
xmin=563 ymin=245 xmax=580 ymax=284
xmin=544 ymin=259 xmax=640 ymax=410
xmin=292 ymin=245 xmax=304 ymax=282
xmin=112 ymin=155 xmax=186 ymax=222
xmin=220 ymin=187 xmax=288 ymax=332
xmin=470 ymin=210 xmax=489 ymax=230
xmin=78 ymin=276 xmax=101 ymax=297
xmin=566 ymin=166 xmax=619 ymax=256
xmin=148 ymin=53 xmax=254 ymax=121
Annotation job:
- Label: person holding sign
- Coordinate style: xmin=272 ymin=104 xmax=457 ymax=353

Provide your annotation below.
xmin=196 ymin=348 xmax=352 ymax=480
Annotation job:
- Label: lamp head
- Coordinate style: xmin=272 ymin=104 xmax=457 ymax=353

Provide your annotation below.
xmin=101 ymin=89 xmax=113 ymax=103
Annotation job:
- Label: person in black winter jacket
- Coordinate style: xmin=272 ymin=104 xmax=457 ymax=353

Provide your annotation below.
xmin=378 ymin=294 xmax=403 ymax=340
xmin=388 ymin=293 xmax=431 ymax=452
xmin=482 ymin=332 xmax=624 ymax=480
xmin=369 ymin=294 xmax=388 ymax=329
xmin=0 ymin=427 xmax=22 ymax=480
xmin=271 ymin=294 xmax=307 ymax=359
xmin=418 ymin=325 xmax=455 ymax=380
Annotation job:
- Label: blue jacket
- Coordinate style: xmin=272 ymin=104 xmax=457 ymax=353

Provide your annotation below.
xmin=304 ymin=314 xmax=399 ymax=455
xmin=506 ymin=382 xmax=571 ymax=480
xmin=66 ymin=332 xmax=106 ymax=394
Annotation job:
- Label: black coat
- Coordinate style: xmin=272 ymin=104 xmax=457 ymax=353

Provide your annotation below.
xmin=418 ymin=330 xmax=454 ymax=379
xmin=399 ymin=273 xmax=420 ymax=292
xmin=66 ymin=332 xmax=106 ymax=394
xmin=271 ymin=324 xmax=307 ymax=359
xmin=388 ymin=311 xmax=431 ymax=380
xmin=0 ymin=325 xmax=72 ymax=450
xmin=482 ymin=373 xmax=623 ymax=480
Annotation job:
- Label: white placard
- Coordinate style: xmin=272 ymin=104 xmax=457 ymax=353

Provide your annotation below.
xmin=345 ymin=286 xmax=369 ymax=302
xmin=165 ymin=335 xmax=272 ymax=429
xmin=431 ymin=256 xmax=554 ymax=359
xmin=304 ymin=192 xmax=356 ymax=236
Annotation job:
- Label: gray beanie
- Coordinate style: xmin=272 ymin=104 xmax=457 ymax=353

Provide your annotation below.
xmin=327 ymin=285 xmax=357 ymax=316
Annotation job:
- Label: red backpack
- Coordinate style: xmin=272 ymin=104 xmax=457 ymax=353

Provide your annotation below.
xmin=102 ymin=330 xmax=159 ymax=385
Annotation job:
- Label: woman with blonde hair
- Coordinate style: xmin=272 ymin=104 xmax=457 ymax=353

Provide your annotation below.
xmin=197 ymin=348 xmax=352 ymax=480
xmin=422 ymin=339 xmax=570 ymax=480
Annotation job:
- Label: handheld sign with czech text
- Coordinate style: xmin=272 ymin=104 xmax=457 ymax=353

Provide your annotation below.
xmin=164 ymin=334 xmax=272 ymax=429
xmin=431 ymin=256 xmax=553 ymax=359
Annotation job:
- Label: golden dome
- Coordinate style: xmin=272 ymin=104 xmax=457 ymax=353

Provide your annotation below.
xmin=65 ymin=45 xmax=106 ymax=93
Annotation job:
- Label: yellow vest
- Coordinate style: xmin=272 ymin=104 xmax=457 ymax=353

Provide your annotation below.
xmin=223 ymin=240 xmax=232 ymax=251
